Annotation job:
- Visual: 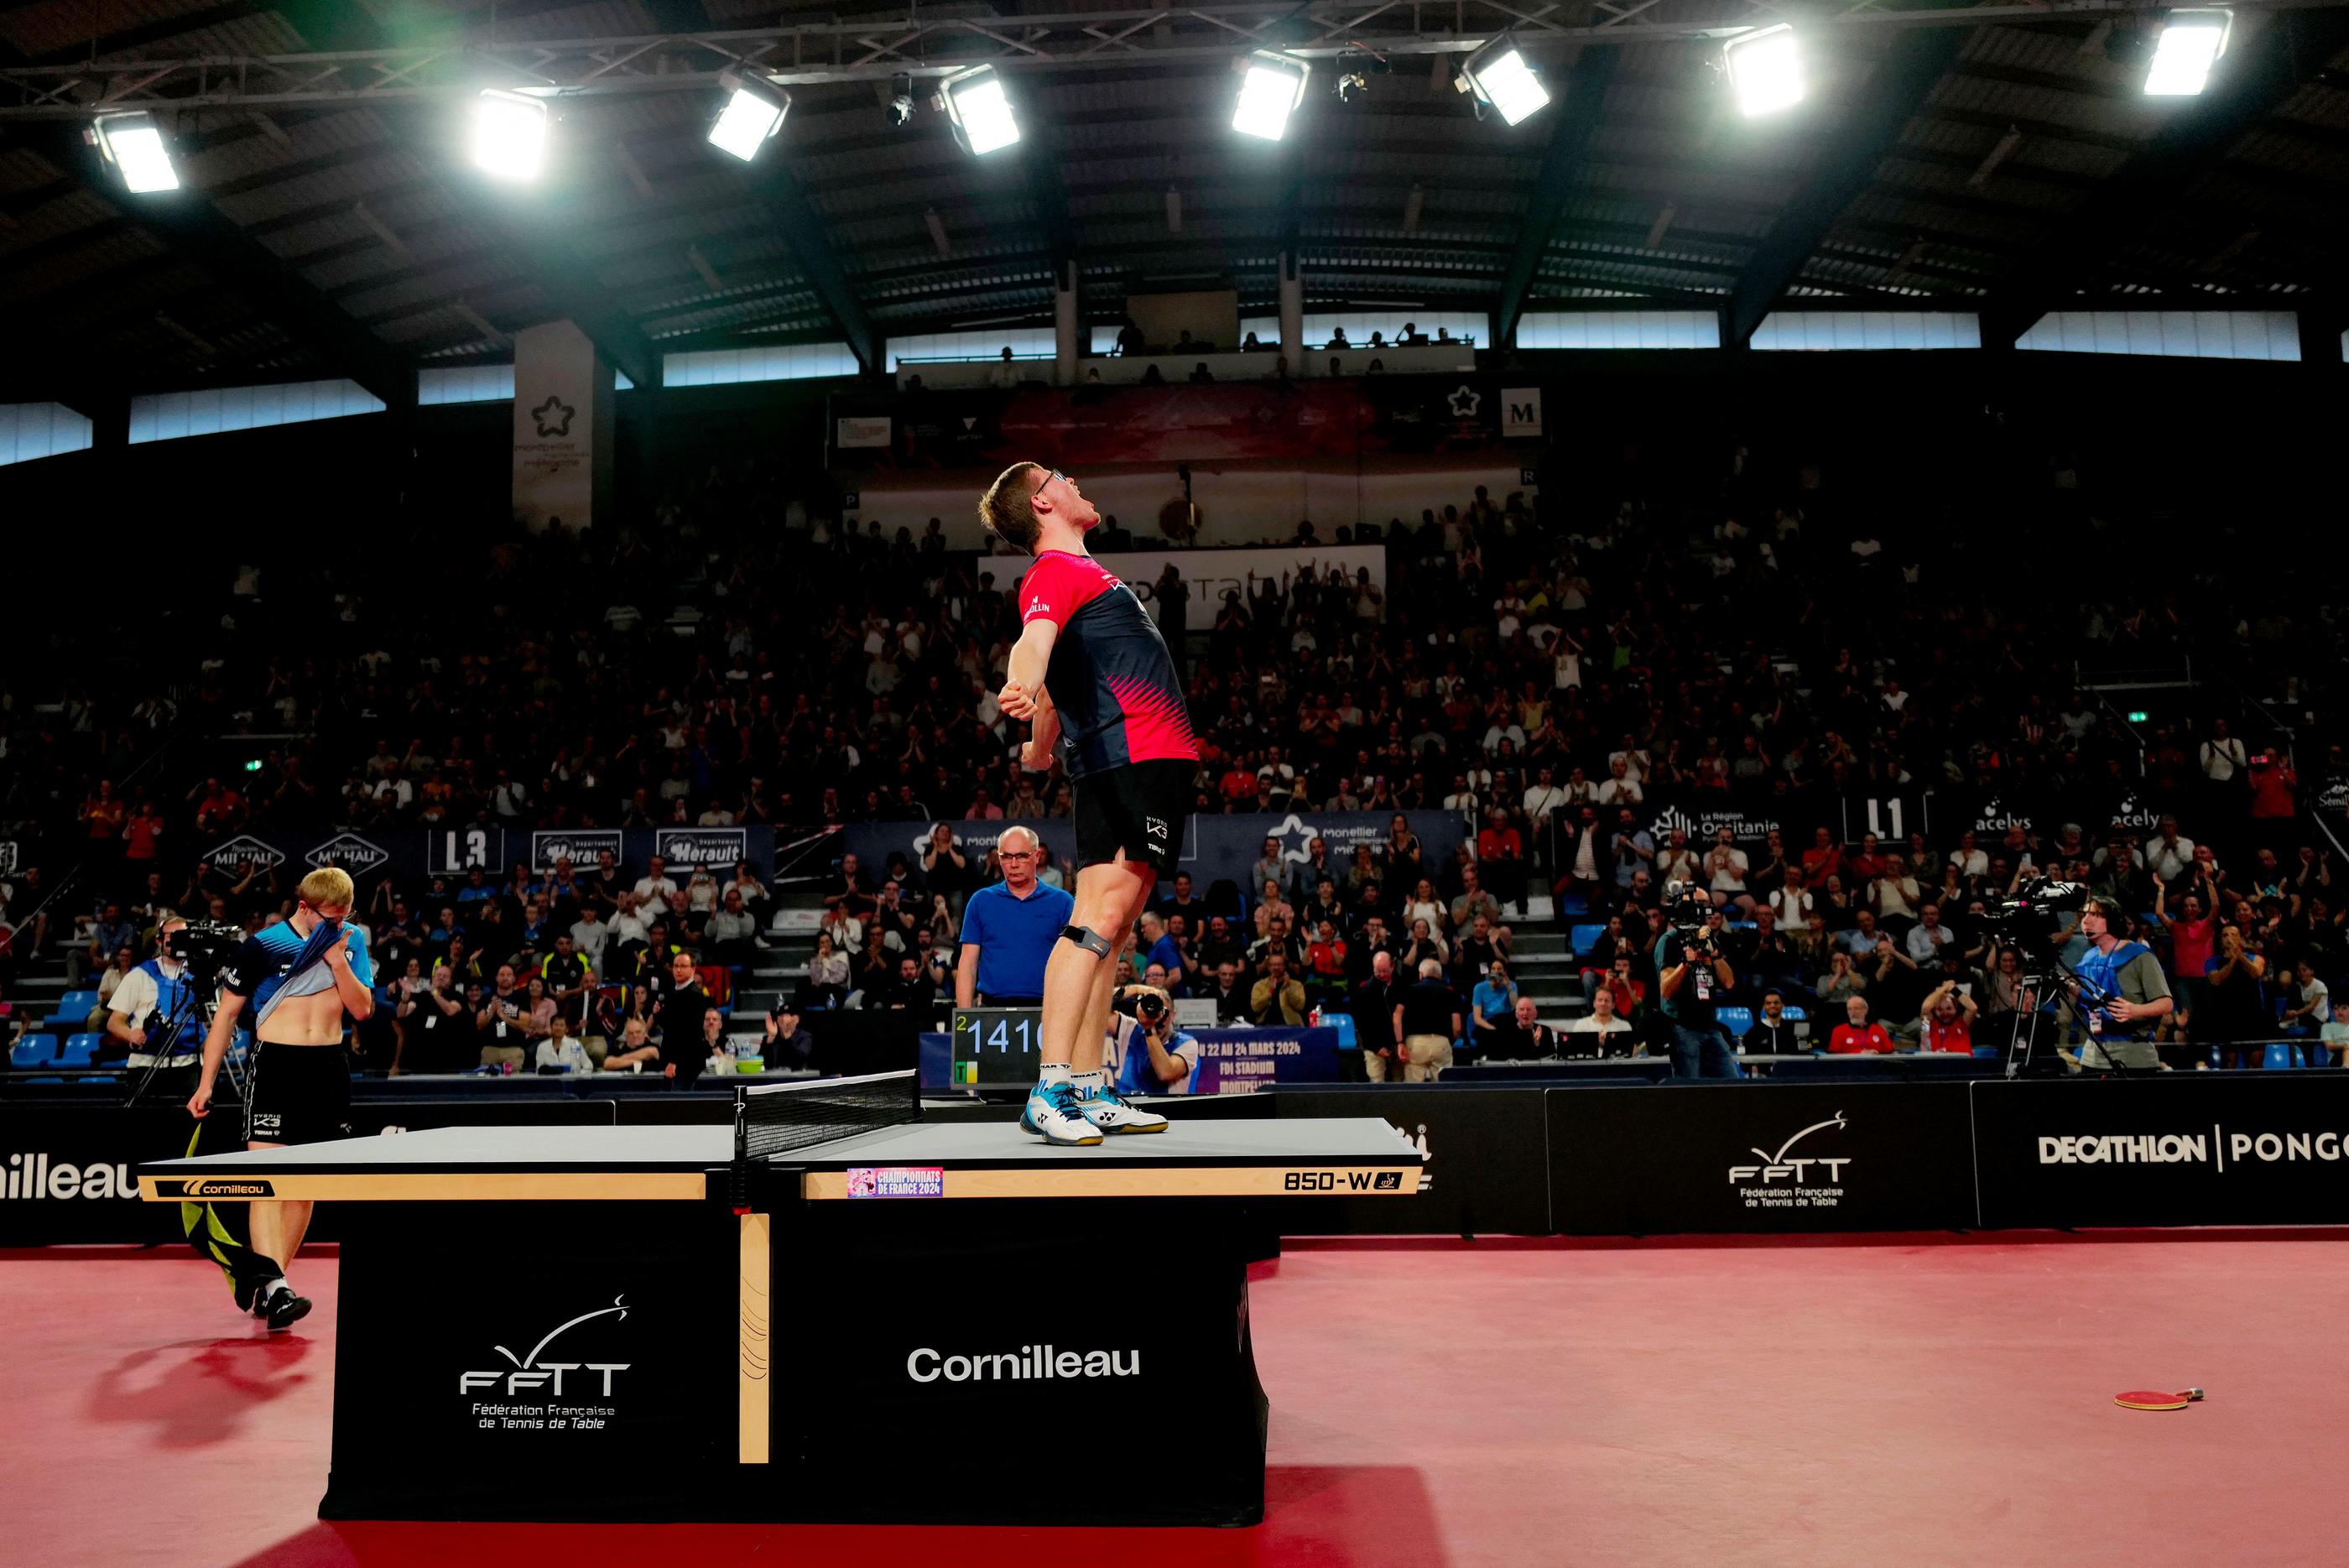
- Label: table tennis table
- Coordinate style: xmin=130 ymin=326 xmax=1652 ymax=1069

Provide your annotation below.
xmin=138 ymin=1071 xmax=1419 ymax=1527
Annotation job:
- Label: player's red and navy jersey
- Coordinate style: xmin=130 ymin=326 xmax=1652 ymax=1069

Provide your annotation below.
xmin=1018 ymin=550 xmax=1198 ymax=780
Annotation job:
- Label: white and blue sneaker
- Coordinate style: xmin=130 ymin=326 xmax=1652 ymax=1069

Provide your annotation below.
xmin=1021 ymin=1081 xmax=1104 ymax=1147
xmin=1077 ymin=1083 xmax=1169 ymax=1135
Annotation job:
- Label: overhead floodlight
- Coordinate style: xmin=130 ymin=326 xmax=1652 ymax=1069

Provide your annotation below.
xmin=472 ymin=88 xmax=549 ymax=180
xmin=1233 ymin=52 xmax=1310 ymax=141
xmin=1459 ymin=38 xmax=1550 ymax=127
xmin=1724 ymin=25 xmax=1805 ymax=117
xmin=941 ymin=65 xmax=1020 ymax=155
xmin=2144 ymin=9 xmax=2232 ymax=96
xmin=709 ymin=69 xmax=790 ymax=161
xmin=91 ymin=112 xmax=179 ymax=194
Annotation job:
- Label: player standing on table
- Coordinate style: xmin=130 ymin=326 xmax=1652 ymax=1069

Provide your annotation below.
xmin=980 ymin=462 xmax=1195 ymax=1145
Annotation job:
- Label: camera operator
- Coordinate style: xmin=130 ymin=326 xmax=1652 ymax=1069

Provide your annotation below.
xmin=1107 ymin=983 xmax=1200 ymax=1095
xmin=105 ymin=917 xmax=214 ymax=1091
xmin=2067 ymin=893 xmax=2173 ymax=1071
xmin=1653 ymin=882 xmax=1739 ymax=1077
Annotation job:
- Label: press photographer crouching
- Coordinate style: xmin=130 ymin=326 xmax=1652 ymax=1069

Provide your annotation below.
xmin=1107 ymin=982 xmax=1201 ymax=1096
xmin=1653 ymin=881 xmax=1739 ymax=1078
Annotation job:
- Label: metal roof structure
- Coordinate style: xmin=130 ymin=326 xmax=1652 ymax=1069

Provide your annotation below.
xmin=2 ymin=0 xmax=2345 ymax=404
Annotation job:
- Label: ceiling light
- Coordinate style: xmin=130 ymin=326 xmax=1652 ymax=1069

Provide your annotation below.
xmin=709 ymin=69 xmax=790 ymax=161
xmin=91 ymin=112 xmax=179 ymax=194
xmin=471 ymin=89 xmax=548 ymax=180
xmin=1459 ymin=39 xmax=1550 ymax=126
xmin=941 ymin=66 xmax=1019 ymax=155
xmin=2144 ymin=9 xmax=2231 ymax=96
xmin=1234 ymin=52 xmax=1310 ymax=141
xmin=1724 ymin=25 xmax=1804 ymax=117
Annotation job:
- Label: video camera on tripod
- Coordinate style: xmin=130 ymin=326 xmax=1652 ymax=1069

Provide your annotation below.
xmin=1985 ymin=879 xmax=2128 ymax=1075
xmin=159 ymin=919 xmax=242 ymax=983
xmin=1985 ymin=877 xmax=2088 ymax=950
xmin=122 ymin=919 xmax=245 ymax=1107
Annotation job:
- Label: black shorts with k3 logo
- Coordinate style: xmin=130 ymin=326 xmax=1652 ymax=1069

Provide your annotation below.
xmin=244 ymin=1041 xmax=355 ymax=1146
xmin=1071 ymin=759 xmax=1192 ymax=875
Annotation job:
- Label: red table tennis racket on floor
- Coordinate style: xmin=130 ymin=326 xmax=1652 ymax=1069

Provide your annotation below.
xmin=2114 ymin=1388 xmax=2205 ymax=1411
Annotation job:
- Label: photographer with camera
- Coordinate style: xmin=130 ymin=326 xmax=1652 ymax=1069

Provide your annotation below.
xmin=1654 ymin=882 xmax=1739 ymax=1077
xmin=1107 ymin=983 xmax=1201 ymax=1095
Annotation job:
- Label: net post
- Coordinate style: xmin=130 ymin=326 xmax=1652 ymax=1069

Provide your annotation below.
xmin=730 ymin=1081 xmax=752 ymax=1216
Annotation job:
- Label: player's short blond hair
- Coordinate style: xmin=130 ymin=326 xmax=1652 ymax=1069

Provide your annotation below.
xmin=299 ymin=867 xmax=356 ymax=909
xmin=977 ymin=461 xmax=1044 ymax=552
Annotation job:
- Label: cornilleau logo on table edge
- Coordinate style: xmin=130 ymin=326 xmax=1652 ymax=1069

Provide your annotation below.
xmin=906 ymin=1345 xmax=1140 ymax=1383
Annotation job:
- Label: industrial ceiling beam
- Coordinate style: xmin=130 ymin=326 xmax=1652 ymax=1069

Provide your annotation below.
xmin=1726 ymin=27 xmax=1968 ymax=347
xmin=1985 ymin=8 xmax=2349 ymax=345
xmin=1495 ymin=48 xmax=1621 ymax=352
xmin=737 ymin=159 xmax=882 ymax=371
xmin=15 ymin=122 xmax=412 ymax=409
xmin=7 ymin=1 xmax=2348 ymax=115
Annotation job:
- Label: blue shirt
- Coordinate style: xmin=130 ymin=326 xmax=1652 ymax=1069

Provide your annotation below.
xmin=1471 ymin=978 xmax=1517 ymax=1025
xmin=958 ymin=880 xmax=1076 ymax=999
xmin=1112 ymin=1019 xmax=1200 ymax=1096
xmin=225 ymin=919 xmax=375 ymax=1030
xmin=1146 ymin=933 xmax=1186 ymax=988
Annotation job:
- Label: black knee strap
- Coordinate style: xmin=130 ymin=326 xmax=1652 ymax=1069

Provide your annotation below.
xmin=1061 ymin=925 xmax=1113 ymax=959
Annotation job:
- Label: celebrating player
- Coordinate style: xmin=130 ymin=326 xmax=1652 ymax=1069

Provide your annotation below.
xmin=979 ymin=462 xmax=1197 ymax=1145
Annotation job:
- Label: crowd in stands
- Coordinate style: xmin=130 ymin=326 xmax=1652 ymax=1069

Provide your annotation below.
xmin=4 ymin=428 xmax=2346 ymax=1074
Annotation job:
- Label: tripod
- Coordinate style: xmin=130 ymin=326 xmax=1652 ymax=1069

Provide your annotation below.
xmin=2003 ymin=946 xmax=2137 ymax=1078
xmin=121 ymin=981 xmax=239 ymax=1110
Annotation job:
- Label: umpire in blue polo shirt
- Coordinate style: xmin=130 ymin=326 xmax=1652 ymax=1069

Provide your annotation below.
xmin=954 ymin=826 xmax=1075 ymax=1008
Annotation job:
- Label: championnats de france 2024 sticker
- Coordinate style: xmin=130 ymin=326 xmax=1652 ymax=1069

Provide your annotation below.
xmin=845 ymin=1166 xmax=946 ymax=1199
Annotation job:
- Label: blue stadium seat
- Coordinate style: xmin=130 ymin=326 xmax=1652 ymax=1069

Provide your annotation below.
xmin=11 ymin=1034 xmax=59 ymax=1069
xmin=1569 ymin=924 xmax=1607 ymax=961
xmin=1716 ymin=1005 xmax=1753 ymax=1037
xmin=1324 ymin=1013 xmax=1357 ymax=1050
xmin=45 ymin=990 xmax=100 ymax=1029
xmin=1557 ymin=889 xmax=1591 ymax=919
xmin=1782 ymin=1005 xmax=1807 ymax=1021
xmin=2261 ymin=1043 xmax=2305 ymax=1071
xmin=59 ymin=1032 xmax=107 ymax=1066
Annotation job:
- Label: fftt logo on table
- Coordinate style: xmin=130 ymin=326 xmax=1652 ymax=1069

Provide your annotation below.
xmin=459 ymin=1297 xmax=632 ymax=1395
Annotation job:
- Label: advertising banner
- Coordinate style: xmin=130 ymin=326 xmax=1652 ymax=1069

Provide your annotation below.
xmin=1549 ymin=1082 xmax=1977 ymax=1235
xmin=831 ymin=378 xmax=1520 ymax=471
xmin=512 ymin=319 xmax=612 ymax=533
xmin=836 ymin=810 xmax=1464 ymax=904
xmin=1095 ymin=544 xmax=1387 ymax=618
xmin=0 ymin=1097 xmax=607 ymax=1246
xmin=183 ymin=826 xmax=776 ymax=887
xmin=1971 ymin=1075 xmax=2349 ymax=1229
xmin=1189 ymin=1026 xmax=1339 ymax=1096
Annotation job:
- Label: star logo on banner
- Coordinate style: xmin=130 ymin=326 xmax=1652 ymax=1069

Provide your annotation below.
xmin=1268 ymin=813 xmax=1319 ymax=864
xmin=1445 ymin=385 xmax=1481 ymax=419
xmin=531 ymin=395 xmax=576 ymax=439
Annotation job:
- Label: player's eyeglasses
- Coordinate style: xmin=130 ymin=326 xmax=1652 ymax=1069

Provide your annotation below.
xmin=998 ymin=851 xmax=1036 ymax=861
xmin=1044 ymin=469 xmax=1067 ymax=488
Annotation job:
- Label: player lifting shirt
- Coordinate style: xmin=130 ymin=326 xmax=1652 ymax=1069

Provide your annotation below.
xmin=186 ymin=867 xmax=377 ymax=1329
xmin=979 ymin=461 xmax=1199 ymax=1145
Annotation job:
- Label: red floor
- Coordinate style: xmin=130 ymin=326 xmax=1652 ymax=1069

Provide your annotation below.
xmin=11 ymin=1232 xmax=2346 ymax=1568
